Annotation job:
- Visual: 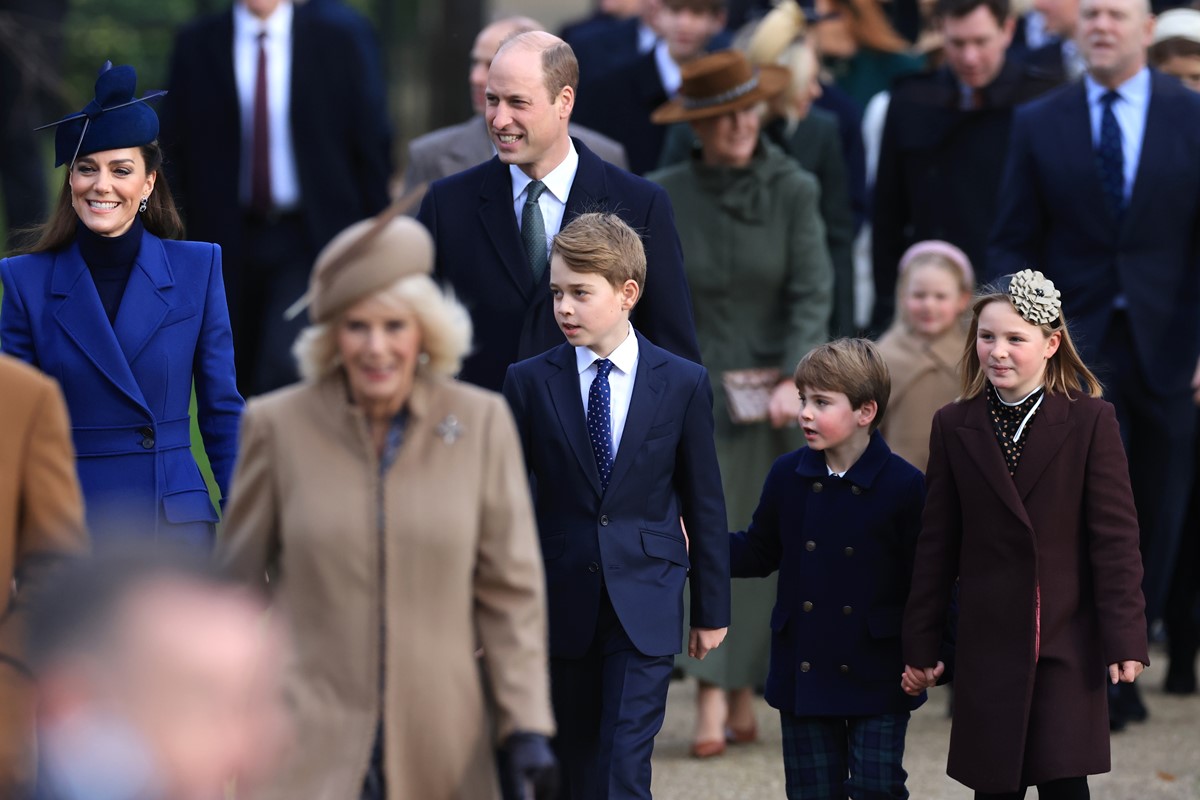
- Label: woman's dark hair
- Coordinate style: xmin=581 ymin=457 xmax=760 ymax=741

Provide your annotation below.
xmin=11 ymin=140 xmax=185 ymax=255
xmin=1149 ymin=37 xmax=1200 ymax=67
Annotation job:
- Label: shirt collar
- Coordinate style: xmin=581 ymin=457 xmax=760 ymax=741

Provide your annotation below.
xmin=1085 ymin=65 xmax=1150 ymax=106
xmin=509 ymin=139 xmax=579 ymax=204
xmin=575 ymin=323 xmax=637 ymax=376
xmin=234 ymin=0 xmax=293 ymax=39
xmin=637 ymin=21 xmax=658 ymax=53
xmin=654 ymin=39 xmax=683 ymax=96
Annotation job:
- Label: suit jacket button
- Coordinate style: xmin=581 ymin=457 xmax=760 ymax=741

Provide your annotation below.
xmin=805 ymin=540 xmax=816 ymax=551
xmin=139 ymin=426 xmax=153 ymax=438
xmin=812 ymin=482 xmax=823 ymax=493
xmin=840 ymin=664 xmax=850 ymax=674
xmin=842 ymin=606 xmax=853 ymax=615
xmin=844 ymin=547 xmax=854 ymax=557
xmin=803 ymin=601 xmax=814 ymax=612
xmin=600 ymin=515 xmax=609 ymax=526
xmin=851 ymin=485 xmax=862 ymax=495
xmin=800 ymin=661 xmax=811 ymax=672
xmin=142 ymin=436 xmax=155 ymax=449
xmin=588 ymin=562 xmax=600 ymax=573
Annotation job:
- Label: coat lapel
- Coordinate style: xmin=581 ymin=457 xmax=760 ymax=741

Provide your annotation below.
xmin=112 ymin=234 xmax=172 ymax=365
xmin=1124 ymin=72 xmax=1171 ymax=236
xmin=1012 ymin=392 xmax=1074 ymax=501
xmin=478 ymin=158 xmax=535 ymax=300
xmin=50 ymin=245 xmax=147 ymax=410
xmin=1057 ymin=84 xmax=1114 ymax=228
xmin=605 ymin=334 xmax=666 ymax=496
xmin=954 ymin=393 xmax=1033 ymax=530
xmin=545 ymin=346 xmax=603 ymax=497
xmin=563 ymin=138 xmax=610 ymax=222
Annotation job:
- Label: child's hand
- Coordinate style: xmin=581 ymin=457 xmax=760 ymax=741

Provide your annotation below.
xmin=901 ymin=662 xmax=944 ymax=695
xmin=688 ymin=627 xmax=728 ymax=660
xmin=1108 ymin=660 xmax=1144 ymax=684
xmin=768 ymin=382 xmax=801 ymax=429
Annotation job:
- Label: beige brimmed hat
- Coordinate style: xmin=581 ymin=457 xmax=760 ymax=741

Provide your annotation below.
xmin=285 ymin=202 xmax=434 ymax=324
xmin=651 ymin=50 xmax=790 ymax=124
xmin=1153 ymin=8 xmax=1200 ymax=45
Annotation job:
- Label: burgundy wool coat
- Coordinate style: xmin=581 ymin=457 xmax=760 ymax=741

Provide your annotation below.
xmin=902 ymin=390 xmax=1148 ymax=793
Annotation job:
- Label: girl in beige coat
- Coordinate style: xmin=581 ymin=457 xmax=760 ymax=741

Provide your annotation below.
xmin=218 ymin=212 xmax=556 ymax=800
xmin=876 ymin=240 xmax=973 ymax=471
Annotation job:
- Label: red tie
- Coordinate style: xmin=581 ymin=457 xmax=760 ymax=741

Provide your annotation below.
xmin=251 ymin=31 xmax=272 ymax=213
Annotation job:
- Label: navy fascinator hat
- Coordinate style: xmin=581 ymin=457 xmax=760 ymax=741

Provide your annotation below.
xmin=37 ymin=61 xmax=167 ymax=167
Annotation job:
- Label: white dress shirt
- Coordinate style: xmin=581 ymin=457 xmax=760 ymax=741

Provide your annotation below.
xmin=576 ymin=324 xmax=639 ymax=456
xmin=233 ymin=0 xmax=301 ymax=209
xmin=637 ymin=21 xmax=658 ymax=54
xmin=1085 ymin=67 xmax=1150 ymax=203
xmin=510 ymin=140 xmax=580 ymax=263
xmin=654 ymin=39 xmax=682 ymax=97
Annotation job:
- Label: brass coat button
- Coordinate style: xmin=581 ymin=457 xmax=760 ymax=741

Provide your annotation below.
xmin=843 ymin=606 xmax=853 ymax=615
xmin=800 ymin=661 xmax=811 ymax=673
xmin=803 ymin=601 xmax=814 ymax=612
xmin=812 ymin=482 xmax=823 ymax=493
xmin=844 ymin=547 xmax=855 ymax=557
xmin=600 ymin=515 xmax=609 ymax=526
xmin=805 ymin=540 xmax=816 ymax=551
xmin=840 ymin=664 xmax=850 ymax=674
xmin=851 ymin=485 xmax=862 ymax=495
xmin=588 ymin=563 xmax=600 ymax=573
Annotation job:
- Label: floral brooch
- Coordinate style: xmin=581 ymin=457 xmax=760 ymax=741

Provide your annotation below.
xmin=1008 ymin=269 xmax=1061 ymax=326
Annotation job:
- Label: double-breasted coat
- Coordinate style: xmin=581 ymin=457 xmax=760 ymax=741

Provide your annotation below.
xmin=0 ymin=355 xmax=87 ymax=796
xmin=0 ymin=233 xmax=243 ymax=540
xmin=218 ymin=373 xmax=554 ymax=800
xmin=903 ymin=392 xmax=1148 ymax=792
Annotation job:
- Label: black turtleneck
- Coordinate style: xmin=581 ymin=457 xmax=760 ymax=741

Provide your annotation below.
xmin=76 ymin=215 xmax=143 ymax=326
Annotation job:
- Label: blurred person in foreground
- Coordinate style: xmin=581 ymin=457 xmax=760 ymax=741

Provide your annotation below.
xmin=217 ymin=208 xmax=557 ymax=799
xmin=27 ymin=547 xmax=288 ymax=800
xmin=0 ymin=354 xmax=87 ymax=799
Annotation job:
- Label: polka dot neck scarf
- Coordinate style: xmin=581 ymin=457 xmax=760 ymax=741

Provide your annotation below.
xmin=987 ymin=384 xmax=1045 ymax=476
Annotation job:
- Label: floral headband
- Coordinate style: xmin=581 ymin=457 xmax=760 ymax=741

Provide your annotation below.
xmin=1008 ymin=269 xmax=1062 ymax=327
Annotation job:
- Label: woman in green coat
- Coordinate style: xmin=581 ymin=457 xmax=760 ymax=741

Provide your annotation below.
xmin=648 ymin=50 xmax=834 ymax=757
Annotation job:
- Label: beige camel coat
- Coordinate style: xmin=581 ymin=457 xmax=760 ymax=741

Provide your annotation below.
xmin=0 ymin=355 xmax=87 ymax=795
xmin=876 ymin=325 xmax=966 ymax=472
xmin=218 ymin=372 xmax=554 ymax=800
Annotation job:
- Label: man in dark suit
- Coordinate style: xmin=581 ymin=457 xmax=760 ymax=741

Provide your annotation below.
xmin=569 ymin=0 xmax=663 ymax=84
xmin=871 ymin=0 xmax=1061 ymax=328
xmin=160 ymin=0 xmax=391 ymax=395
xmin=561 ymin=0 xmax=644 ymax=51
xmin=403 ymin=16 xmax=628 ymax=193
xmin=988 ymin=0 xmax=1200 ymax=727
xmin=417 ymin=31 xmax=701 ymax=392
xmin=1025 ymin=0 xmax=1087 ymax=82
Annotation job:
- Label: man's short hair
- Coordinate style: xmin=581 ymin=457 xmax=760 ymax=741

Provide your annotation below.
xmin=662 ymin=0 xmax=728 ymax=14
xmin=497 ymin=31 xmax=580 ymax=102
xmin=552 ymin=213 xmax=647 ymax=292
xmin=934 ymin=0 xmax=1010 ymax=23
xmin=793 ymin=338 xmax=891 ymax=432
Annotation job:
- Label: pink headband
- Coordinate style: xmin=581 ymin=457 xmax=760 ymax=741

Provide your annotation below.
xmin=898 ymin=240 xmax=975 ymax=287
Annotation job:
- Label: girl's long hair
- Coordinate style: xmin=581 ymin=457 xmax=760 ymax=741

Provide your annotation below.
xmin=959 ymin=293 xmax=1103 ymax=400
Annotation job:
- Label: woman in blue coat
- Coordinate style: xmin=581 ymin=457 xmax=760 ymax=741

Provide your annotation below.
xmin=0 ymin=63 xmax=243 ymax=543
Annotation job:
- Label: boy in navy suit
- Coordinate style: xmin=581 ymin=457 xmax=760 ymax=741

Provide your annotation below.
xmin=729 ymin=339 xmax=928 ymax=800
xmin=502 ymin=213 xmax=730 ymax=800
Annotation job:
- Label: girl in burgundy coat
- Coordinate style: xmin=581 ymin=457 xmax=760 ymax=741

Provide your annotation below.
xmin=901 ymin=270 xmax=1148 ymax=799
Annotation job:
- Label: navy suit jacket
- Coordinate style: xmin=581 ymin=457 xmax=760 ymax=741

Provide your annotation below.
xmin=730 ymin=434 xmax=928 ymax=716
xmin=988 ymin=71 xmax=1200 ymax=392
xmin=0 ymin=235 xmax=243 ymax=539
xmin=417 ymin=137 xmax=701 ymax=391
xmin=160 ymin=3 xmax=392 ymax=266
xmin=502 ymin=333 xmax=730 ymax=659
xmin=574 ymin=51 xmax=669 ymax=176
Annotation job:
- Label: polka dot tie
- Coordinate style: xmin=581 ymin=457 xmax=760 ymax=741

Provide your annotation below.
xmin=587 ymin=358 xmax=615 ymax=491
xmin=1096 ymin=90 xmax=1125 ymax=220
xmin=521 ymin=180 xmax=548 ymax=284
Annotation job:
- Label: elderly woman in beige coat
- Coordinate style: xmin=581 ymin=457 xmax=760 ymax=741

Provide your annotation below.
xmin=218 ymin=210 xmax=557 ymax=800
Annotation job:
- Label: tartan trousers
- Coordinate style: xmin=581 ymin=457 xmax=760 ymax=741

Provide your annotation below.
xmin=779 ymin=710 xmax=911 ymax=800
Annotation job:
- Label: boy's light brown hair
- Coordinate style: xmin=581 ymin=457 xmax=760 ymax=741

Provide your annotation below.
xmin=793 ymin=338 xmax=891 ymax=432
xmin=551 ymin=212 xmax=647 ymax=297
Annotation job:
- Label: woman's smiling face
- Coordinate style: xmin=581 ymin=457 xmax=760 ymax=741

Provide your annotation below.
xmin=70 ymin=147 xmax=155 ymax=238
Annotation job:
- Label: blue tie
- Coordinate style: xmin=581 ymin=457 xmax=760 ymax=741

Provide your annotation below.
xmin=521 ymin=180 xmax=548 ymax=284
xmin=587 ymin=359 xmax=615 ymax=491
xmin=1096 ymin=90 xmax=1125 ymax=220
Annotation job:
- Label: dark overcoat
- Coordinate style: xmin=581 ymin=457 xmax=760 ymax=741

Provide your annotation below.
xmin=731 ymin=433 xmax=928 ymax=717
xmin=903 ymin=392 xmax=1148 ymax=793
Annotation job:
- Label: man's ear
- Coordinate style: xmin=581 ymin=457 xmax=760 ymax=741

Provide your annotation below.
xmin=559 ymin=85 xmax=575 ymax=118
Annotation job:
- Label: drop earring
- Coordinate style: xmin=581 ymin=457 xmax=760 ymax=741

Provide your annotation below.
xmin=139 ymin=196 xmax=148 ymax=213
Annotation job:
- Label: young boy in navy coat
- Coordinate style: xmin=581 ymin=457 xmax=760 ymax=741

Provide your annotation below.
xmin=502 ymin=213 xmax=730 ymax=800
xmin=730 ymin=338 xmax=927 ymax=800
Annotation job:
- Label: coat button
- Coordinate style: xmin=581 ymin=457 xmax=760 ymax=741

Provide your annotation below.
xmin=844 ymin=547 xmax=854 ymax=557
xmin=812 ymin=482 xmax=823 ymax=493
xmin=139 ymin=426 xmax=153 ymax=438
xmin=600 ymin=515 xmax=609 ymax=526
xmin=141 ymin=436 xmax=155 ymax=449
xmin=800 ymin=661 xmax=811 ymax=673
xmin=843 ymin=606 xmax=853 ymax=615
xmin=803 ymin=601 xmax=814 ymax=612
xmin=805 ymin=540 xmax=816 ymax=551
xmin=840 ymin=664 xmax=850 ymax=674
xmin=851 ymin=485 xmax=862 ymax=495
xmin=588 ymin=562 xmax=600 ymax=573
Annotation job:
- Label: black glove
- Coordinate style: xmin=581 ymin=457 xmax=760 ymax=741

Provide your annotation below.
xmin=502 ymin=731 xmax=559 ymax=800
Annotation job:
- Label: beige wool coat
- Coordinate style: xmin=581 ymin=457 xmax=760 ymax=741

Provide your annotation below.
xmin=218 ymin=372 xmax=554 ymax=800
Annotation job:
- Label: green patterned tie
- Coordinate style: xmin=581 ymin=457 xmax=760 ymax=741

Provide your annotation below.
xmin=522 ymin=180 xmax=548 ymax=284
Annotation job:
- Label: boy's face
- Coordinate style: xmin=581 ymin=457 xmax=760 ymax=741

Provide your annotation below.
xmin=549 ymin=254 xmax=639 ymax=357
xmin=658 ymin=3 xmax=726 ymax=63
xmin=796 ymin=386 xmax=874 ymax=452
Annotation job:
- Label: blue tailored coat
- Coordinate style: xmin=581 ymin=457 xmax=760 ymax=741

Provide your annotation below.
xmin=0 ymin=232 xmax=243 ymax=542
xmin=731 ymin=433 xmax=928 ymax=717
xmin=502 ymin=333 xmax=731 ymax=659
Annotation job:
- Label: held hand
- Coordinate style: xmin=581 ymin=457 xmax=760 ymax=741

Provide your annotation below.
xmin=768 ymin=382 xmax=801 ymax=429
xmin=503 ymin=732 xmax=559 ymax=800
xmin=689 ymin=627 xmax=728 ymax=660
xmin=1109 ymin=660 xmax=1145 ymax=684
xmin=901 ymin=662 xmax=944 ymax=696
